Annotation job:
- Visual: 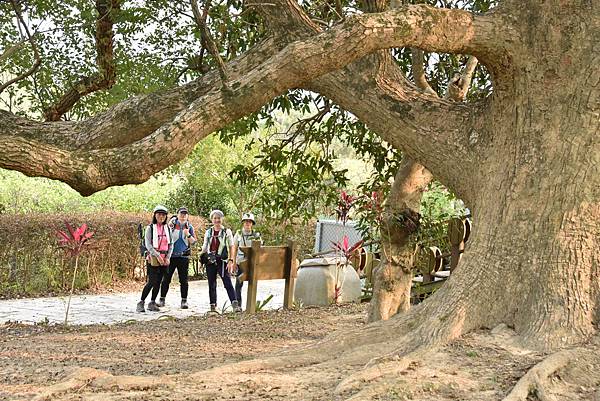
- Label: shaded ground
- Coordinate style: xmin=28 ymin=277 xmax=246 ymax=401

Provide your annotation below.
xmin=1 ymin=304 xmax=598 ymax=400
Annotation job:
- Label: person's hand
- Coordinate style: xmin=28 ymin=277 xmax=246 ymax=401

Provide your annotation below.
xmin=227 ymin=260 xmax=235 ymax=273
xmin=183 ymin=228 xmax=190 ymax=237
xmin=157 ymin=254 xmax=165 ymax=265
xmin=163 ymin=258 xmax=170 ymax=266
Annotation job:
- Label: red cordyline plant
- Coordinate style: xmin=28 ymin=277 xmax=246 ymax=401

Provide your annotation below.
xmin=56 ymin=221 xmax=95 ymax=325
xmin=331 ymin=235 xmax=364 ymax=303
xmin=331 ymin=235 xmax=364 ymax=259
xmin=335 ymin=190 xmax=355 ymax=226
xmin=365 ymin=190 xmax=384 ymax=224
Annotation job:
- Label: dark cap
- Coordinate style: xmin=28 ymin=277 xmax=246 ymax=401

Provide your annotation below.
xmin=177 ymin=207 xmax=189 ymax=214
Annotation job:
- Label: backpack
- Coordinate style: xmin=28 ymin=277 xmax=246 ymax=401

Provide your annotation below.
xmin=208 ymin=226 xmax=231 ymax=258
xmin=138 ymin=223 xmax=150 ymax=257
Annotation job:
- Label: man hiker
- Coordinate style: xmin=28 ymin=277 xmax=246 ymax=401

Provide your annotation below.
xmin=158 ymin=207 xmax=197 ymax=309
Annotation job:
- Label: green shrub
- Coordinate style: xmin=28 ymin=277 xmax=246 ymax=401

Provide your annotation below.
xmin=0 ymin=212 xmax=207 ymax=298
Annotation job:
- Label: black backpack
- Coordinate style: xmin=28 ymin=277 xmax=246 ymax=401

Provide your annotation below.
xmin=138 ymin=223 xmax=151 ymax=257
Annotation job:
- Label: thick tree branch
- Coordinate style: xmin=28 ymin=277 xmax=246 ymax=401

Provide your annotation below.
xmin=446 ymin=55 xmax=479 ymax=101
xmin=0 ymin=1 xmax=42 ymax=95
xmin=410 ymin=49 xmax=437 ymax=96
xmin=255 ymin=0 xmax=498 ymax=197
xmin=43 ymin=0 xmax=120 ymax=121
xmin=77 ymin=37 xmax=281 ymax=150
xmin=1 ymin=3 xmax=504 ymax=195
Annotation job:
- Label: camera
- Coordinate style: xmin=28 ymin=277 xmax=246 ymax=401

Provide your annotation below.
xmin=207 ymin=252 xmax=217 ymax=265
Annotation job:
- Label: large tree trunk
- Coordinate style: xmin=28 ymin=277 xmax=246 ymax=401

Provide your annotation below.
xmin=416 ymin=0 xmax=600 ymax=350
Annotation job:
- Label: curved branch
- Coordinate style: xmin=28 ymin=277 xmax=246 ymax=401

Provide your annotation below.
xmin=2 ymin=3 xmax=506 ymax=195
xmin=446 ymin=55 xmax=479 ymax=101
xmin=411 ymin=48 xmax=437 ymax=96
xmin=43 ymin=0 xmax=120 ymax=121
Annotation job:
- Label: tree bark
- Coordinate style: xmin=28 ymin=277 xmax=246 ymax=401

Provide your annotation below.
xmin=366 ymin=52 xmax=479 ymax=322
xmin=367 ymin=159 xmax=432 ymax=321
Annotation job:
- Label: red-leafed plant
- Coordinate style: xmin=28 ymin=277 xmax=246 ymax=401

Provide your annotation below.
xmin=335 ymin=190 xmax=355 ymax=226
xmin=56 ymin=221 xmax=95 ymax=325
xmin=331 ymin=235 xmax=364 ymax=259
xmin=331 ymin=234 xmax=364 ymax=303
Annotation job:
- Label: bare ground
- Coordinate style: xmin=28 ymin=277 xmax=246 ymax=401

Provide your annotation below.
xmin=0 ymin=304 xmax=598 ymax=401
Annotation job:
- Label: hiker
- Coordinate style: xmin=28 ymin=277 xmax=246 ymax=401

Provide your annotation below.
xmin=232 ymin=212 xmax=262 ymax=310
xmin=137 ymin=205 xmax=173 ymax=313
xmin=158 ymin=207 xmax=197 ymax=309
xmin=200 ymin=209 xmax=238 ymax=313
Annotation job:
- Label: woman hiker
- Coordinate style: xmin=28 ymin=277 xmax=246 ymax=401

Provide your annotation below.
xmin=200 ymin=209 xmax=239 ymax=313
xmin=137 ymin=205 xmax=173 ymax=313
xmin=232 ymin=212 xmax=262 ymax=311
xmin=158 ymin=207 xmax=197 ymax=309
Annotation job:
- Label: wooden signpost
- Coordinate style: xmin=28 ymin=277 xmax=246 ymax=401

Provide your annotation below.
xmin=448 ymin=217 xmax=471 ymax=272
xmin=238 ymin=240 xmax=298 ymax=313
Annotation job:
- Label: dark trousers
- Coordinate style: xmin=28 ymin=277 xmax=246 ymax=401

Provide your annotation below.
xmin=160 ymin=257 xmax=189 ymax=299
xmin=235 ymin=265 xmax=244 ymax=307
xmin=206 ymin=261 xmax=236 ymax=305
xmin=141 ymin=264 xmax=166 ymax=301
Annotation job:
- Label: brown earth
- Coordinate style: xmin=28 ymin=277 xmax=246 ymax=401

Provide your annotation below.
xmin=0 ymin=304 xmax=598 ymax=401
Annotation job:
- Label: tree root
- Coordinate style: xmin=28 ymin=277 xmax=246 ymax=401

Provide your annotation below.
xmin=335 ymin=349 xmax=425 ymax=397
xmin=502 ymin=349 xmax=575 ymax=401
xmin=33 ymin=367 xmax=173 ymax=401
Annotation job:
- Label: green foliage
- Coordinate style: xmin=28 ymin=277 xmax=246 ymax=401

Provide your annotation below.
xmin=0 ymin=169 xmax=175 ymax=214
xmin=418 ymin=182 xmax=467 ymax=251
xmin=0 ymin=0 xmax=264 ymax=118
xmin=221 ymin=96 xmax=402 ymax=226
xmin=164 ymin=133 xmax=254 ymax=219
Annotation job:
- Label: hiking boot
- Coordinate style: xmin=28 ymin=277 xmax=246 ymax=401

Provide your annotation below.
xmin=232 ymin=300 xmax=242 ymax=313
xmin=147 ymin=301 xmax=160 ymax=312
xmin=136 ymin=301 xmax=145 ymax=313
xmin=157 ymin=297 xmax=165 ymax=307
xmin=207 ymin=304 xmax=218 ymax=315
xmin=181 ymin=299 xmax=189 ymax=309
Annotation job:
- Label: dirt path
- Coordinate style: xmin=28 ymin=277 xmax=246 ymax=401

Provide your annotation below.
xmin=0 ymin=279 xmax=286 ymax=325
xmin=1 ymin=304 xmax=598 ymax=400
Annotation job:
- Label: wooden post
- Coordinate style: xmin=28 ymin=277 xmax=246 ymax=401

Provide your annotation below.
xmin=283 ymin=240 xmax=297 ymax=309
xmin=417 ymin=246 xmax=441 ymax=284
xmin=448 ymin=218 xmax=467 ymax=273
xmin=245 ymin=241 xmax=261 ymax=314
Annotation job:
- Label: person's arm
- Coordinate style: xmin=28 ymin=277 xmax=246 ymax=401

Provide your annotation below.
xmin=201 ymin=230 xmax=210 ymax=253
xmin=232 ymin=232 xmax=240 ymax=266
xmin=187 ymin=225 xmax=197 ymax=245
xmin=166 ymin=229 xmax=174 ymax=261
xmin=227 ymin=229 xmax=235 ymax=272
